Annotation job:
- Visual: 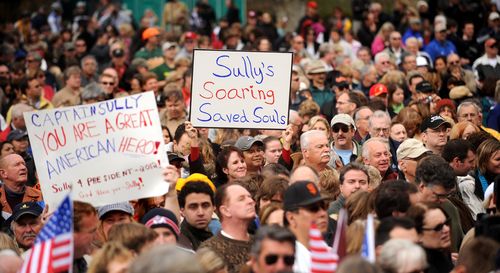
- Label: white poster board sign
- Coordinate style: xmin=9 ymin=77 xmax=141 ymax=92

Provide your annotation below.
xmin=190 ymin=49 xmax=292 ymax=129
xmin=24 ymin=92 xmax=169 ymax=209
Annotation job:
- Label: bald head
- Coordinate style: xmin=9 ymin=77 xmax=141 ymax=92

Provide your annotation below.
xmin=0 ymin=154 xmax=28 ymax=187
xmin=290 ymin=165 xmax=320 ymax=184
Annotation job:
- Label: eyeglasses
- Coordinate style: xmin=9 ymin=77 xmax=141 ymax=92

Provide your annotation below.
xmin=301 ymin=201 xmax=328 ymax=213
xmin=431 ymin=189 xmax=454 ymax=200
xmin=459 ymin=113 xmax=477 ymax=119
xmin=372 ymin=127 xmax=389 ymax=133
xmin=101 ymin=81 xmax=115 ymax=86
xmin=422 ymin=218 xmax=451 ymax=232
xmin=332 ymin=124 xmax=350 ymax=133
xmin=381 ymin=61 xmax=391 ymax=65
xmin=426 ymin=127 xmax=448 ymax=134
xmin=448 ymin=60 xmax=459 ymax=65
xmin=264 ymin=254 xmax=295 ymax=266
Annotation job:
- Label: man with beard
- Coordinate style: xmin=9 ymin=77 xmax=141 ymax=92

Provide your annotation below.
xmin=420 ymin=115 xmax=451 ymax=156
xmin=235 ymin=136 xmax=265 ymax=175
xmin=301 ymin=130 xmax=331 ymax=173
xmin=199 ymin=183 xmax=256 ymax=273
xmin=283 ymin=181 xmax=328 ymax=273
xmin=177 ymin=181 xmax=215 ymax=250
xmin=0 ymin=154 xmax=42 ymax=220
xmin=8 ymin=202 xmax=43 ymax=252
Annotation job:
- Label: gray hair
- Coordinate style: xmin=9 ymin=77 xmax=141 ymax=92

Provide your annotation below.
xmin=378 ymin=239 xmax=427 ymax=273
xmin=457 ymin=100 xmax=482 ymax=115
xmin=11 ymin=103 xmax=34 ymax=119
xmin=250 ymin=225 xmax=296 ymax=257
xmin=130 ymin=246 xmax=203 ymax=273
xmin=374 ymin=52 xmax=390 ymax=65
xmin=368 ymin=110 xmax=391 ymax=128
xmin=318 ymin=43 xmax=334 ymax=58
xmin=362 ymin=137 xmax=389 ymax=159
xmin=82 ymin=82 xmax=105 ymax=101
xmin=80 ymin=55 xmax=97 ymax=66
xmin=354 ymin=106 xmax=373 ymax=122
xmin=405 ymin=37 xmax=418 ymax=47
xmin=300 ymin=130 xmax=325 ymax=150
xmin=360 ymin=65 xmax=375 ymax=78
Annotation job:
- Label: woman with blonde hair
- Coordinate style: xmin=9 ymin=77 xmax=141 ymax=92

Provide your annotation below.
xmin=449 ymin=121 xmax=480 ymax=140
xmin=88 ymin=242 xmax=135 ymax=273
xmin=473 ymin=139 xmax=500 ymax=201
xmin=307 ymin=115 xmax=332 ymax=141
xmin=196 ymin=248 xmax=228 ymax=273
xmin=371 ymin=22 xmax=395 ymax=55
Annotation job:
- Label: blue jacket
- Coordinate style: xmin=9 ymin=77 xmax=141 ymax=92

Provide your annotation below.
xmin=425 ymin=39 xmax=457 ymax=61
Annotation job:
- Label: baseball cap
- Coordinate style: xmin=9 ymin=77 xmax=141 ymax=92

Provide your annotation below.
xmin=162 ymin=41 xmax=178 ymax=51
xmin=111 ymin=48 xmax=125 ymax=58
xmin=98 ymin=202 xmax=134 ymax=219
xmin=330 ymin=113 xmax=356 ymax=129
xmin=489 ymin=12 xmax=500 ymax=21
xmin=307 ymin=1 xmax=318 ymax=8
xmin=369 ymin=83 xmax=388 ymax=97
xmin=141 ymin=208 xmax=180 ymax=239
xmin=415 ymin=80 xmax=433 ymax=93
xmin=485 ymin=38 xmax=497 ymax=48
xmin=142 ymin=27 xmax=160 ymax=40
xmin=416 ymin=56 xmax=428 ymax=67
xmin=7 ymin=129 xmax=28 ymax=142
xmin=420 ymin=115 xmax=451 ymax=132
xmin=283 ymin=181 xmax=326 ymax=211
xmin=307 ymin=60 xmax=327 ymax=74
xmin=235 ymin=136 xmax=264 ymax=151
xmin=9 ymin=202 xmax=43 ymax=223
xmin=434 ymin=24 xmax=447 ymax=33
xmin=185 ymin=31 xmax=198 ymax=40
xmin=396 ymin=139 xmax=429 ymax=160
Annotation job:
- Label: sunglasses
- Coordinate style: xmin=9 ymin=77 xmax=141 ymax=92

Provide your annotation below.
xmin=422 ymin=218 xmax=451 ymax=232
xmin=302 ymin=201 xmax=328 ymax=213
xmin=264 ymin=254 xmax=295 ymax=266
xmin=332 ymin=124 xmax=349 ymax=133
xmin=101 ymin=81 xmax=115 ymax=86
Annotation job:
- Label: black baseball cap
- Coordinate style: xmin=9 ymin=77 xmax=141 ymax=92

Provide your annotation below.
xmin=112 ymin=48 xmax=125 ymax=58
xmin=416 ymin=80 xmax=434 ymax=93
xmin=7 ymin=129 xmax=28 ymax=142
xmin=9 ymin=202 xmax=43 ymax=223
xmin=420 ymin=115 xmax=451 ymax=132
xmin=283 ymin=181 xmax=326 ymax=211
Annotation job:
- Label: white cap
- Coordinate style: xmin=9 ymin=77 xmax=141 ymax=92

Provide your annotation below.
xmin=416 ymin=56 xmax=428 ymax=67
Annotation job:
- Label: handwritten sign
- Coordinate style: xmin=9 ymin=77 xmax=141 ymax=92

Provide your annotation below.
xmin=190 ymin=49 xmax=292 ymax=129
xmin=24 ymin=92 xmax=169 ymax=209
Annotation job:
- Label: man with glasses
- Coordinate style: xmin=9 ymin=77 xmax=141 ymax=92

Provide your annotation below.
xmin=444 ymin=53 xmax=476 ymax=96
xmin=374 ymin=52 xmax=392 ymax=79
xmin=249 ymin=225 xmax=296 ymax=273
xmin=396 ymin=138 xmax=430 ymax=183
xmin=420 ymin=115 xmax=451 ymax=155
xmin=335 ymin=91 xmax=359 ymax=117
xmin=329 ymin=114 xmax=360 ymax=168
xmin=457 ymin=100 xmax=500 ymax=139
xmin=328 ymin=162 xmax=370 ymax=216
xmin=425 ymin=24 xmax=457 ymax=62
xmin=415 ymin=155 xmax=464 ymax=252
xmin=235 ymin=136 xmax=265 ymax=175
xmin=99 ymin=72 xmax=117 ymax=98
xmin=283 ymin=181 xmax=328 ymax=273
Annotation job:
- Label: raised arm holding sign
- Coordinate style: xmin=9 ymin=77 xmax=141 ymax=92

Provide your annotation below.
xmin=24 ymin=92 xmax=170 ymax=210
xmin=190 ymin=49 xmax=293 ymax=129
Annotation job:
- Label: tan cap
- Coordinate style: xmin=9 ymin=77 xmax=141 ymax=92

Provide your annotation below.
xmin=330 ymin=114 xmax=356 ymax=129
xmin=307 ymin=60 xmax=327 ymax=74
xmin=397 ymin=138 xmax=429 ymax=160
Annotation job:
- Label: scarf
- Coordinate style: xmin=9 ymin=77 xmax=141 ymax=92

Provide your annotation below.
xmin=180 ymin=220 xmax=213 ymax=251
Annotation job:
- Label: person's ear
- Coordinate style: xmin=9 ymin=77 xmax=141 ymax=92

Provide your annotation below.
xmin=418 ymin=182 xmax=425 ymax=193
xmin=285 ymin=211 xmax=295 ymax=227
xmin=220 ymin=204 xmax=231 ymax=218
xmin=398 ymin=160 xmax=405 ymax=172
xmin=222 ymin=167 xmax=229 ymax=175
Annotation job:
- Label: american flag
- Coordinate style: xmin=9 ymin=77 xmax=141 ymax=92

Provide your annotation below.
xmin=310 ymin=222 xmax=338 ymax=273
xmin=19 ymin=195 xmax=73 ymax=273
xmin=361 ymin=213 xmax=376 ymax=263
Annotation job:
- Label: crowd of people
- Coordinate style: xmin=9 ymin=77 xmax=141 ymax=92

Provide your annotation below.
xmin=0 ymin=0 xmax=500 ymax=272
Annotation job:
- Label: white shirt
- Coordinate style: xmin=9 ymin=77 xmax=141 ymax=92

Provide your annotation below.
xmin=293 ymin=241 xmax=311 ymax=273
